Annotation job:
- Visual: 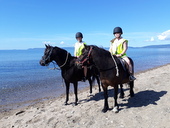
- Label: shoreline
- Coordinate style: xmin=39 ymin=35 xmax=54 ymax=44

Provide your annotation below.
xmin=134 ymin=62 xmax=170 ymax=75
xmin=0 ymin=63 xmax=170 ymax=114
xmin=0 ymin=63 xmax=170 ymax=127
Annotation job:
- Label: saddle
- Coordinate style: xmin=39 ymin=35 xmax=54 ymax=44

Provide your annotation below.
xmin=118 ymin=58 xmax=129 ymax=73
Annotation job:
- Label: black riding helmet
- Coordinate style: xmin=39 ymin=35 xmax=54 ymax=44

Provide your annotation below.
xmin=113 ymin=27 xmax=123 ymax=34
xmin=75 ymin=32 xmax=83 ymax=38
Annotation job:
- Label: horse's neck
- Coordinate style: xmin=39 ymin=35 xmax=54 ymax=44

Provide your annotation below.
xmin=92 ymin=49 xmax=116 ymax=69
xmin=52 ymin=48 xmax=68 ymax=67
xmin=54 ymin=52 xmax=74 ymax=69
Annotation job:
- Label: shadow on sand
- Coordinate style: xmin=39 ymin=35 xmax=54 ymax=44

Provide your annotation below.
xmin=122 ymin=90 xmax=167 ymax=108
xmin=80 ymin=89 xmax=167 ymax=109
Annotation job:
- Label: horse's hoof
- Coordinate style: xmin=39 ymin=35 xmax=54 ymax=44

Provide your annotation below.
xmin=130 ymin=93 xmax=134 ymax=97
xmin=112 ymin=106 xmax=119 ymax=113
xmin=64 ymin=102 xmax=68 ymax=105
xmin=74 ymin=102 xmax=78 ymax=106
xmin=102 ymin=108 xmax=108 ymax=113
xmin=88 ymin=93 xmax=94 ymax=97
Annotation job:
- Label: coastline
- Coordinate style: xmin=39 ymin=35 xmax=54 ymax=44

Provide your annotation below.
xmin=0 ymin=63 xmax=170 ymax=127
xmin=134 ymin=62 xmax=170 ymax=75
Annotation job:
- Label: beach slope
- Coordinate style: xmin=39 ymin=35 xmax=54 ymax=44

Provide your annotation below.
xmin=0 ymin=64 xmax=170 ymax=128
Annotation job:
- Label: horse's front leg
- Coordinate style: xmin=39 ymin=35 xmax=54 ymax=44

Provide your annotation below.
xmin=113 ymin=84 xmax=119 ymax=113
xmin=101 ymin=83 xmax=109 ymax=113
xmin=119 ymin=84 xmax=124 ymax=98
xmin=73 ymin=82 xmax=78 ymax=105
xmin=96 ymin=75 xmax=101 ymax=92
xmin=65 ymin=81 xmax=70 ymax=105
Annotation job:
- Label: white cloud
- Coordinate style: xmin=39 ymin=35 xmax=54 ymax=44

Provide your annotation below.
xmin=60 ymin=41 xmax=65 ymax=45
xmin=145 ymin=37 xmax=155 ymax=42
xmin=158 ymin=30 xmax=170 ymax=40
xmin=42 ymin=41 xmax=56 ymax=45
xmin=150 ymin=37 xmax=154 ymax=41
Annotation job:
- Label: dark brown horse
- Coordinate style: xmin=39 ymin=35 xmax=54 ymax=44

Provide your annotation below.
xmin=39 ymin=45 xmax=101 ymax=105
xmin=78 ymin=45 xmax=135 ymax=113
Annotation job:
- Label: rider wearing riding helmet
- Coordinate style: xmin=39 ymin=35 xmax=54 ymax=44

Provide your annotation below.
xmin=74 ymin=32 xmax=87 ymax=81
xmin=109 ymin=27 xmax=136 ymax=81
xmin=74 ymin=32 xmax=86 ymax=57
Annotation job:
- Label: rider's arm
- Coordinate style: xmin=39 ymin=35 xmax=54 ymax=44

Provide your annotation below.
xmin=121 ymin=41 xmax=128 ymax=56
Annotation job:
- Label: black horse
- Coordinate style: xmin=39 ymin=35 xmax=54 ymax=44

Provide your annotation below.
xmin=78 ymin=45 xmax=135 ymax=113
xmin=39 ymin=44 xmax=101 ymax=105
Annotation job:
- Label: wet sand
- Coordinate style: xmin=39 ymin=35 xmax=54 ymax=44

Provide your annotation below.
xmin=0 ymin=64 xmax=170 ymax=128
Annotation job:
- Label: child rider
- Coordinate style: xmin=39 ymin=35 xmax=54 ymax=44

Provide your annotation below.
xmin=109 ymin=27 xmax=136 ymax=81
xmin=74 ymin=32 xmax=87 ymax=82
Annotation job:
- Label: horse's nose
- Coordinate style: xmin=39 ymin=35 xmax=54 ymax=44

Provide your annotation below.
xmin=39 ymin=60 xmax=45 ymax=66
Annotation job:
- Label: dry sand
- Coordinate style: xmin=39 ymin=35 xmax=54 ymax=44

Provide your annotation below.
xmin=0 ymin=64 xmax=170 ymax=128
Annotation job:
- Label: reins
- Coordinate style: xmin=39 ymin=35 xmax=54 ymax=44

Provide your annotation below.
xmin=59 ymin=52 xmax=69 ymax=68
xmin=45 ymin=47 xmax=69 ymax=70
xmin=47 ymin=61 xmax=60 ymax=70
xmin=110 ymin=53 xmax=119 ymax=76
xmin=79 ymin=46 xmax=93 ymax=64
xmin=98 ymin=54 xmax=119 ymax=76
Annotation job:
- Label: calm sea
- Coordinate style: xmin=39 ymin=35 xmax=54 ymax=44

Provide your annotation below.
xmin=0 ymin=47 xmax=170 ymax=109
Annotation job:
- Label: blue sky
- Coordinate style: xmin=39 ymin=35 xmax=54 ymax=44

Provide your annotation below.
xmin=0 ymin=0 xmax=170 ymax=50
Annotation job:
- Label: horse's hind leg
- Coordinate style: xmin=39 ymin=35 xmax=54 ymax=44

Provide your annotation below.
xmin=73 ymin=82 xmax=78 ymax=105
xmin=101 ymin=84 xmax=109 ymax=113
xmin=119 ymin=84 xmax=124 ymax=98
xmin=129 ymin=81 xmax=134 ymax=97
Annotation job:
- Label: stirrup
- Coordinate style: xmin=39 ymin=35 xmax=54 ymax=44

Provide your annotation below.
xmin=129 ymin=75 xmax=136 ymax=81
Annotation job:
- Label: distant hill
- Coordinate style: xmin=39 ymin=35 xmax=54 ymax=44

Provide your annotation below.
xmin=142 ymin=44 xmax=170 ymax=48
xmin=27 ymin=44 xmax=170 ymax=50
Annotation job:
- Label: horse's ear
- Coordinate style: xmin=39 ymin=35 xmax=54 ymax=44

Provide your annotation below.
xmin=45 ymin=44 xmax=48 ymax=48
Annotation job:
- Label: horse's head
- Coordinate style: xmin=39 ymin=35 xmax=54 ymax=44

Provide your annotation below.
xmin=39 ymin=44 xmax=54 ymax=66
xmin=77 ymin=44 xmax=94 ymax=68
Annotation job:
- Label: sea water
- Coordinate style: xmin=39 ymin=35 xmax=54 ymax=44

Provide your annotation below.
xmin=0 ymin=47 xmax=170 ymax=109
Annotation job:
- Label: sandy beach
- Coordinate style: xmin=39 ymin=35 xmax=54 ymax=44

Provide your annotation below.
xmin=0 ymin=64 xmax=170 ymax=128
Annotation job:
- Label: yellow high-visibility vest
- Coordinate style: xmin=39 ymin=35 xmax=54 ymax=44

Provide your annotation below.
xmin=74 ymin=42 xmax=86 ymax=57
xmin=109 ymin=38 xmax=128 ymax=57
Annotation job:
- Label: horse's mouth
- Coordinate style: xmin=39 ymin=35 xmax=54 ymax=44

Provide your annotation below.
xmin=39 ymin=60 xmax=49 ymax=66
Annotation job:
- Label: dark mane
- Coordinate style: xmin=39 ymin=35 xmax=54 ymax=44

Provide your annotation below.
xmin=54 ymin=46 xmax=72 ymax=58
xmin=89 ymin=45 xmax=111 ymax=57
xmin=53 ymin=46 xmax=76 ymax=67
xmin=56 ymin=46 xmax=77 ymax=59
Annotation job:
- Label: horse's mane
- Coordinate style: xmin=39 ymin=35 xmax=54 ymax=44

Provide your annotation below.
xmin=53 ymin=46 xmax=73 ymax=58
xmin=89 ymin=45 xmax=111 ymax=56
xmin=53 ymin=46 xmax=77 ymax=67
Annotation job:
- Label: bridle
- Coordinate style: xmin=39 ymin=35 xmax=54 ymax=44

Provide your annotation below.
xmin=44 ymin=47 xmax=53 ymax=62
xmin=79 ymin=46 xmax=93 ymax=65
xmin=43 ymin=47 xmax=69 ymax=68
xmin=79 ymin=46 xmax=119 ymax=76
